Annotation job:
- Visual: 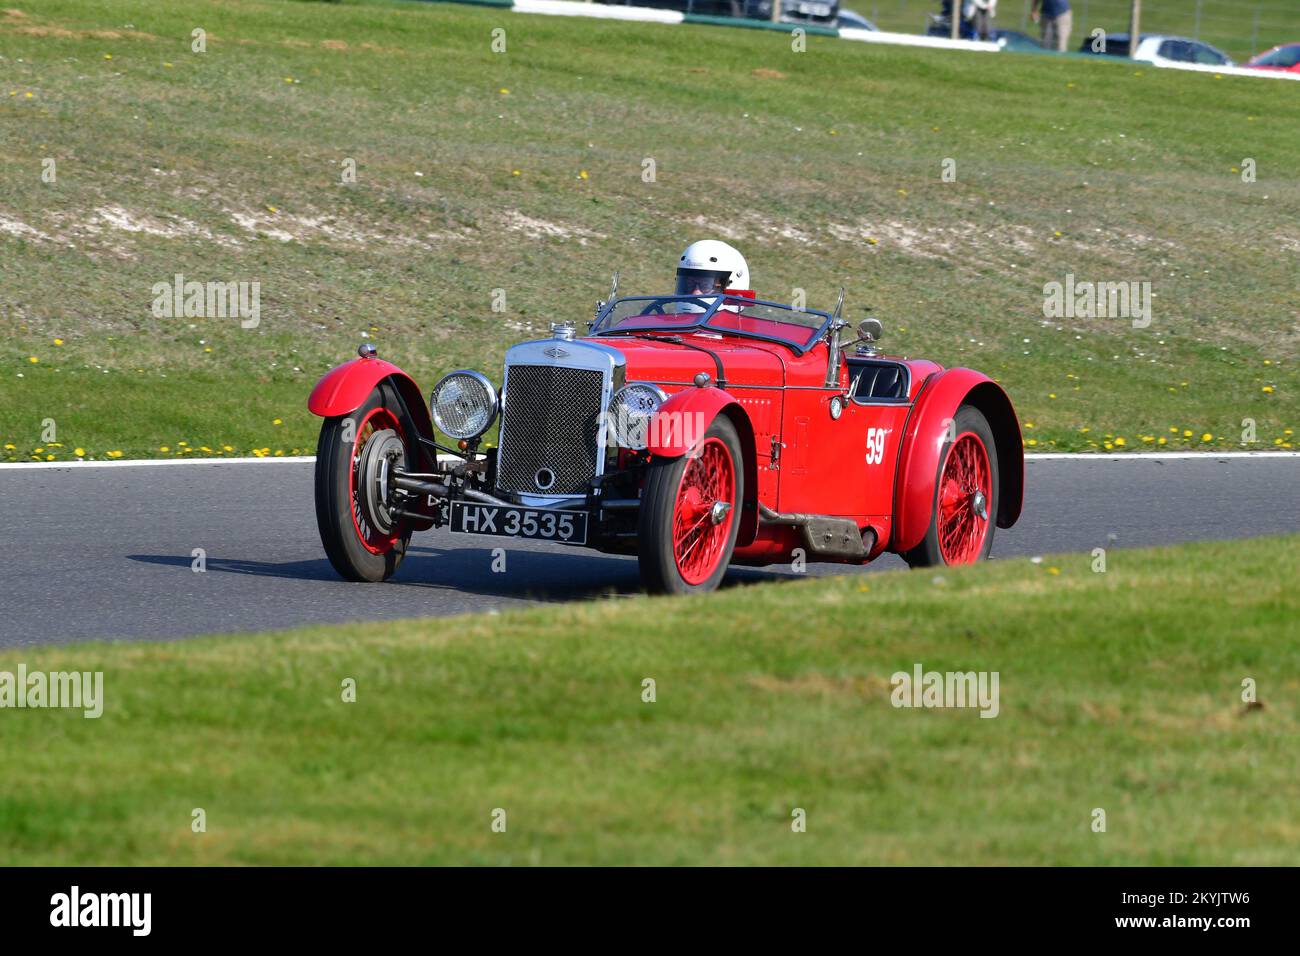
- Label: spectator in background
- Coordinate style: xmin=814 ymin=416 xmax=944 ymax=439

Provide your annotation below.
xmin=1031 ymin=0 xmax=1072 ymax=52
xmin=968 ymin=0 xmax=996 ymax=42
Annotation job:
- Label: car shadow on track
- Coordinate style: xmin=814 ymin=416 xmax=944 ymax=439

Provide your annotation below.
xmin=127 ymin=547 xmax=794 ymax=604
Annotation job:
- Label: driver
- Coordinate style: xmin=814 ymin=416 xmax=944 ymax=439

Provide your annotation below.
xmin=674 ymin=240 xmax=749 ymax=297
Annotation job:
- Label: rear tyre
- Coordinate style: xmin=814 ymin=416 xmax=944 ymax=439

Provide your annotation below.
xmin=903 ymin=404 xmax=999 ymax=569
xmin=638 ymin=416 xmax=744 ymax=595
xmin=314 ymin=381 xmax=413 ymax=582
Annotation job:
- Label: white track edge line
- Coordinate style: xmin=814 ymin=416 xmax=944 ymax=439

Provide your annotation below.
xmin=1 ymin=451 xmax=1297 ymax=470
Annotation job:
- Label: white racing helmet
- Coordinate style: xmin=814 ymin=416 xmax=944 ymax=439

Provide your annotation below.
xmin=674 ymin=240 xmax=749 ymax=297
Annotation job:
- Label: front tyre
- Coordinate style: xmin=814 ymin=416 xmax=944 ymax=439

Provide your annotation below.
xmin=314 ymin=382 xmax=412 ymax=582
xmin=903 ymin=404 xmax=999 ymax=569
xmin=638 ymin=415 xmax=744 ymax=595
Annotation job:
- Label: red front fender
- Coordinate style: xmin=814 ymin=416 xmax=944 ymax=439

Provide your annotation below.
xmin=309 ymin=357 xmax=406 ymax=417
xmin=307 ymin=356 xmax=436 ymax=445
xmin=892 ymin=368 xmax=1024 ymax=554
xmin=647 ymin=386 xmax=759 ymax=546
xmin=647 ymin=386 xmax=743 ymax=457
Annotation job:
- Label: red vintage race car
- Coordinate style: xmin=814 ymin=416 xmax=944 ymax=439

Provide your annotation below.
xmin=307 ymin=261 xmax=1023 ymax=594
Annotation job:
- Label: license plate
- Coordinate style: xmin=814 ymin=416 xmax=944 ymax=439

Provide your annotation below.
xmin=795 ymin=1 xmax=831 ymax=14
xmin=449 ymin=501 xmax=588 ymax=545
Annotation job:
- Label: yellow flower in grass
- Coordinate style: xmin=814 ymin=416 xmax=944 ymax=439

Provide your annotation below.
xmin=106 ymin=450 xmax=123 ymax=458
xmin=273 ymin=418 xmax=282 ymax=426
xmin=1201 ymin=433 xmax=1213 ymax=442
xmin=74 ymin=447 xmax=85 ymax=456
xmin=1114 ymin=437 xmax=1126 ymax=446
xmin=159 ymin=446 xmax=170 ymax=452
xmin=28 ymin=356 xmax=38 ymax=364
xmin=1182 ymin=429 xmax=1193 ymax=438
xmin=1262 ymin=386 xmax=1274 ymax=394
xmin=1158 ymin=437 xmax=1167 ymax=445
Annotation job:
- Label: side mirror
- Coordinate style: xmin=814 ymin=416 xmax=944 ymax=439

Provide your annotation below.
xmin=859 ymin=317 xmax=884 ymax=343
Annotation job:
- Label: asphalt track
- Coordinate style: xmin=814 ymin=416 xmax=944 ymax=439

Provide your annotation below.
xmin=0 ymin=455 xmax=1296 ymax=647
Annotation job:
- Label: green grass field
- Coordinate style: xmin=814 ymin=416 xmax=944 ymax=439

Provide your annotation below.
xmin=1 ymin=0 xmax=1296 ymax=463
xmin=0 ymin=534 xmax=1295 ymax=865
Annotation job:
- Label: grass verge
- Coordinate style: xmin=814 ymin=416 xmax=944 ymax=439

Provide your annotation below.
xmin=1 ymin=533 xmax=1296 ymax=865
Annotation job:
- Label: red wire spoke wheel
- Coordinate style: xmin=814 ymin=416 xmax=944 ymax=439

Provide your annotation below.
xmin=670 ymin=437 xmax=737 ymax=586
xmin=639 ymin=416 xmax=744 ymax=594
xmin=314 ymin=382 xmax=413 ymax=582
xmin=903 ymin=404 xmax=1000 ymax=569
xmin=937 ymin=432 xmax=991 ymax=564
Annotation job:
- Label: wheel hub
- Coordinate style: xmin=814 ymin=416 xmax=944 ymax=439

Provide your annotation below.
xmin=357 ymin=428 xmax=406 ymax=536
xmin=709 ymin=501 xmax=732 ymax=525
xmin=971 ymin=489 xmax=988 ymax=521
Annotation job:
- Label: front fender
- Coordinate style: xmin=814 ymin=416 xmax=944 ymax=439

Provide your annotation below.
xmin=309 ymin=357 xmax=408 ymax=417
xmin=647 ymin=386 xmax=741 ymax=457
xmin=647 ymin=386 xmax=759 ymax=546
xmin=307 ymin=356 xmax=436 ymax=449
xmin=892 ymin=368 xmax=1024 ymax=554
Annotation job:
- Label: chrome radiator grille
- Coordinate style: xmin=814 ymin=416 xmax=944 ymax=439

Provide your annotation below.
xmin=496 ymin=365 xmax=605 ymax=495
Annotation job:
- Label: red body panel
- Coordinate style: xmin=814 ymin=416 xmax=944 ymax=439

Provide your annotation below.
xmin=602 ymin=326 xmax=1022 ymax=565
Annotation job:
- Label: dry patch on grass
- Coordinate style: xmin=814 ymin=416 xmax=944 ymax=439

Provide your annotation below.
xmin=746 ymin=671 xmax=891 ymax=697
xmin=0 ymin=7 xmax=159 ymax=42
xmin=500 ymin=210 xmax=607 ymax=245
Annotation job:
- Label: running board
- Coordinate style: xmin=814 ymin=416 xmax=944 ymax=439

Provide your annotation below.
xmin=758 ymin=504 xmax=873 ymax=560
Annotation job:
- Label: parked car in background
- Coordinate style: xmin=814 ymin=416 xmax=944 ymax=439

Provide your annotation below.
xmin=923 ymin=16 xmax=1031 ymax=48
xmin=1243 ymin=42 xmax=1300 ymax=74
xmin=748 ymin=0 xmax=840 ymax=26
xmin=1078 ymin=33 xmax=1233 ymax=67
xmin=609 ymin=0 xmax=840 ymax=27
xmin=835 ymin=7 xmax=878 ymax=30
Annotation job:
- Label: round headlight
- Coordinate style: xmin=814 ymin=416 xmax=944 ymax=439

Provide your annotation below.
xmin=607 ymin=383 xmax=668 ymax=450
xmin=430 ymin=370 xmax=498 ymax=440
